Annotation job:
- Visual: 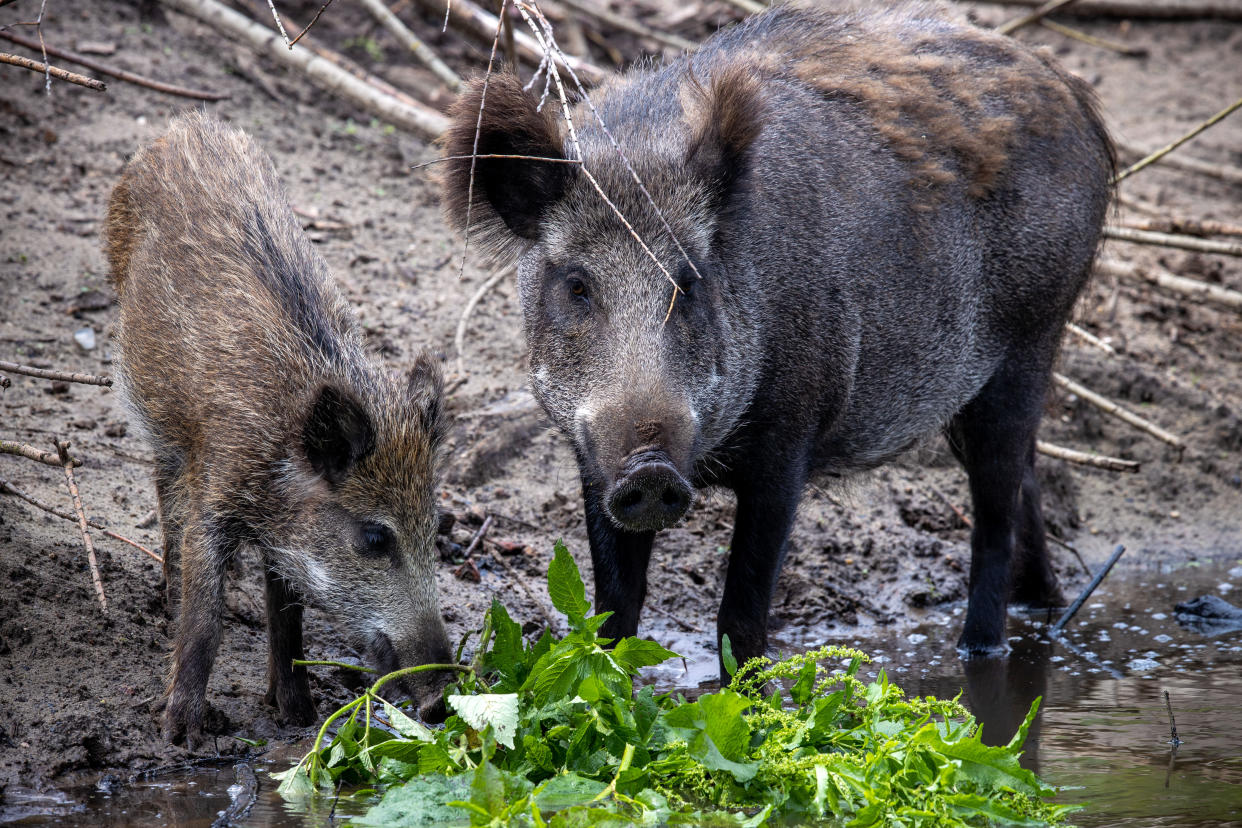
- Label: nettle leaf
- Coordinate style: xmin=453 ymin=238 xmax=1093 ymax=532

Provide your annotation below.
xmin=448 ymin=693 xmax=520 ymax=749
xmin=357 ymin=774 xmax=472 ymax=826
xmin=548 ymin=540 xmax=591 ymax=623
xmin=383 ymin=700 xmax=434 ymax=742
xmin=535 ymin=772 xmax=609 ymax=811
xmin=911 ymin=724 xmax=1045 ymax=796
xmin=612 ymin=638 xmax=679 ymax=674
xmin=482 ymin=600 xmax=527 ymax=689
xmin=271 ymin=764 xmax=316 ymax=800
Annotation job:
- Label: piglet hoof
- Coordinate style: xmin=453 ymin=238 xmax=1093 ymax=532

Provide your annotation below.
xmin=162 ymin=698 xmax=204 ymax=748
xmin=266 ymin=685 xmax=317 ymax=727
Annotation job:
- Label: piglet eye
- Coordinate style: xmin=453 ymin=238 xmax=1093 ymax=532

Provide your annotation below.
xmin=359 ymin=522 xmax=395 ymax=558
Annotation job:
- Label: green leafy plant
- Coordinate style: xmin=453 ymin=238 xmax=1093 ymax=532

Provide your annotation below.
xmin=276 ymin=541 xmax=1074 ymax=826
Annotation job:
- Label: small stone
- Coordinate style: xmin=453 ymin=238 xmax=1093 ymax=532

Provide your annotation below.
xmin=1169 ymin=510 xmax=1180 ymax=519
xmin=74 ymin=327 xmax=96 ymax=351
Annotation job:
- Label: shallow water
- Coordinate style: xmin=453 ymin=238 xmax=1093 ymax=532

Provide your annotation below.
xmin=5 ymin=557 xmax=1241 ymax=827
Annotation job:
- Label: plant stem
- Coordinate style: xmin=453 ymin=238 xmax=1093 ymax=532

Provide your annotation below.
xmin=293 ymin=659 xmax=377 ymax=673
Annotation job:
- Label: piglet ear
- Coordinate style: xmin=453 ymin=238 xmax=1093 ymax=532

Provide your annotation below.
xmin=406 ymin=351 xmax=446 ymax=448
xmin=440 ymin=72 xmax=575 ymax=257
xmin=302 ymin=385 xmax=375 ymax=486
xmin=684 ymin=66 xmax=765 ymax=209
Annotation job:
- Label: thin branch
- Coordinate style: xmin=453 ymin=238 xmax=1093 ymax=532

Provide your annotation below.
xmin=719 ymin=0 xmax=765 ymax=15
xmin=412 ymin=152 xmax=583 ymax=170
xmin=1113 ymin=96 xmax=1242 ymax=184
xmin=455 ymin=268 xmax=511 ymax=377
xmin=1036 ymin=441 xmax=1139 ymax=473
xmin=0 ymin=360 xmax=112 ymax=386
xmin=356 ymin=0 xmax=461 ymax=91
xmin=1037 ymin=18 xmax=1146 ymax=56
xmin=0 ymin=477 xmax=162 ymax=563
xmin=265 ymin=0 xmax=292 ymax=47
xmin=555 ymin=0 xmax=696 ymax=51
xmin=1105 ymin=225 xmax=1242 ymax=257
xmin=1 ymin=438 xmax=79 ymax=467
xmin=1066 ymin=322 xmax=1116 ymax=355
xmin=0 ymin=30 xmax=228 ymax=99
xmin=1118 ymin=215 xmax=1242 ymax=239
xmin=56 ymin=441 xmax=107 ymax=612
xmin=0 ymin=50 xmax=106 ymax=90
xmin=996 ymin=0 xmax=1082 ymax=36
xmin=1049 ymin=544 xmax=1126 ymax=635
xmin=1098 ymin=256 xmax=1242 ymax=312
xmin=1053 ymin=372 xmax=1184 ymax=450
xmin=976 ymin=0 xmax=1242 ymax=21
xmin=289 ymin=0 xmax=335 ymax=46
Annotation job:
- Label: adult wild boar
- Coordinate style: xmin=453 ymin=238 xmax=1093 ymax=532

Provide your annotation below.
xmin=106 ymin=113 xmax=452 ymax=744
xmin=441 ymin=3 xmax=1113 ymax=673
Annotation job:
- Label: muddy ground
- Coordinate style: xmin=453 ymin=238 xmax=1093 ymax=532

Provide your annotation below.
xmin=1 ymin=0 xmax=1239 ymax=798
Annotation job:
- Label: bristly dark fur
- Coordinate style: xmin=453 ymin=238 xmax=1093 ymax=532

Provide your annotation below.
xmin=439 ymin=72 xmax=574 ymax=262
xmin=683 ymin=65 xmax=766 ymax=208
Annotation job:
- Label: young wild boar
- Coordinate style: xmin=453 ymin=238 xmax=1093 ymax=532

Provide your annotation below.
xmin=441 ymin=3 xmax=1113 ymax=675
xmin=105 ymin=113 xmax=452 ymax=745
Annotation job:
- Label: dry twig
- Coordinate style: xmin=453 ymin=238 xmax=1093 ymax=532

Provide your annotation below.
xmin=719 ymin=0 xmax=765 ymax=14
xmin=1118 ymin=215 xmax=1242 ymax=239
xmin=978 ymin=0 xmax=1242 ymax=20
xmin=1 ymin=439 xmax=79 ymax=468
xmin=1098 ymin=257 xmax=1242 ymax=312
xmin=1036 ymin=440 xmax=1139 ymax=473
xmin=996 ymin=0 xmax=1082 ymax=36
xmin=1113 ymin=96 xmax=1242 ymax=184
xmin=1038 ymin=18 xmax=1146 ymax=56
xmin=1053 ymin=372 xmax=1184 ymax=450
xmin=0 ymin=30 xmax=229 ymax=99
xmin=455 ymin=268 xmax=511 ymax=377
xmin=0 ymin=477 xmax=162 ymax=563
xmin=357 ymin=0 xmax=462 ymax=90
xmin=1105 ymin=225 xmax=1242 ymax=257
xmin=56 ymin=441 xmax=107 ymax=611
xmin=645 ymin=600 xmax=704 ymax=633
xmin=555 ymin=0 xmax=696 ymax=51
xmin=290 ymin=0 xmax=335 ymax=46
xmin=1066 ymin=322 xmax=1117 ymax=355
xmin=0 ymin=50 xmax=106 ymax=90
xmin=1049 ymin=544 xmax=1126 ymax=635
xmin=0 ymin=360 xmax=112 ymax=386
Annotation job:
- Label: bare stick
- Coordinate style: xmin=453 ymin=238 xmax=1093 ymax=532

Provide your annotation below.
xmin=1036 ymin=440 xmax=1139 ymax=473
xmin=1066 ymin=322 xmax=1116 ymax=355
xmin=555 ymin=0 xmax=695 ymax=51
xmin=1105 ymin=225 xmax=1242 ymax=257
xmin=160 ymin=0 xmax=449 ymax=139
xmin=413 ymin=153 xmax=583 ymax=170
xmin=1098 ymin=257 xmax=1242 ymax=312
xmin=455 ymin=268 xmax=511 ymax=377
xmin=265 ymin=0 xmax=292 ymax=47
xmin=928 ymin=483 xmax=972 ymax=528
xmin=646 ymin=600 xmax=704 ymax=633
xmin=1053 ymin=372 xmax=1184 ymax=450
xmin=1046 ymin=532 xmax=1092 ymax=577
xmin=1037 ymin=18 xmax=1146 ymax=55
xmin=56 ymin=441 xmax=107 ymax=612
xmin=1 ymin=439 xmax=79 ymax=468
xmin=1164 ymin=690 xmax=1183 ymax=746
xmin=356 ymin=0 xmax=461 ymax=90
xmin=0 ymin=31 xmax=229 ymax=99
xmin=464 ymin=515 xmax=493 ymax=558
xmin=1117 ymin=142 xmax=1242 ymax=187
xmin=0 ymin=360 xmax=112 ymax=386
xmin=1113 ymin=96 xmax=1242 ymax=184
xmin=0 ymin=477 xmax=162 ymax=563
xmin=980 ymin=0 xmax=1242 ymax=20
xmin=719 ymin=0 xmax=765 ymax=14
xmin=1049 ymin=544 xmax=1125 ymax=635
xmin=290 ymin=0 xmax=335 ymax=46
xmin=1118 ymin=216 xmax=1242 ymax=239
xmin=997 ymin=0 xmax=1082 ymax=35
xmin=0 ymin=51 xmax=106 ymax=90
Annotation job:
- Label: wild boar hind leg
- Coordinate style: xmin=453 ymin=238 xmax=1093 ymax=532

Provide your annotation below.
xmin=582 ymin=473 xmax=656 ymax=642
xmin=164 ymin=507 xmax=237 ymax=746
xmin=263 ymin=559 xmax=316 ymax=726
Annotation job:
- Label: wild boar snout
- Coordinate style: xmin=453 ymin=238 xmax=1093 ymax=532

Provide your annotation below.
xmin=607 ymin=449 xmax=692 ymax=531
xmin=369 ymin=624 xmax=453 ymax=722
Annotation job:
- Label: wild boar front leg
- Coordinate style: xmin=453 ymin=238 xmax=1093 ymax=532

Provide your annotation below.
xmin=582 ymin=473 xmax=656 ymax=641
xmin=164 ymin=509 xmax=233 ymax=746
xmin=263 ymin=559 xmax=316 ymax=726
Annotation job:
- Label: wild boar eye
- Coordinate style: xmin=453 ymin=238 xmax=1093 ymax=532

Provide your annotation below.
xmin=567 ymin=277 xmax=588 ymax=301
xmin=359 ymin=521 xmax=396 ymax=558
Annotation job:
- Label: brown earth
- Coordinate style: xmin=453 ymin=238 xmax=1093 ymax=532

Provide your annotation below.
xmin=1 ymin=0 xmax=1240 ymax=797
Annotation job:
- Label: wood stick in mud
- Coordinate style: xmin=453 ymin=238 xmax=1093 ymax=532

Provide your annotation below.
xmin=159 ymin=0 xmax=449 ymax=139
xmin=1113 ymin=96 xmax=1242 ymax=184
xmin=410 ymin=0 xmax=606 ymax=84
xmin=1037 ymin=18 xmax=1147 ymax=56
xmin=1117 ymin=142 xmax=1242 ymax=187
xmin=977 ymin=0 xmax=1242 ymax=21
xmin=1119 ymin=216 xmax=1242 ymax=239
xmin=1 ymin=439 xmax=79 ymax=468
xmin=455 ymin=268 xmax=511 ymax=377
xmin=1105 ymin=225 xmax=1242 ymax=257
xmin=1053 ymin=372 xmax=1184 ymax=450
xmin=1036 ymin=440 xmax=1140 ymax=473
xmin=0 ymin=360 xmax=112 ymax=387
xmin=0 ymin=51 xmax=107 ymax=90
xmin=56 ymin=441 xmax=107 ymax=612
xmin=0 ymin=30 xmax=229 ymax=100
xmin=0 ymin=477 xmax=163 ymax=563
xmin=555 ymin=0 xmax=697 ymax=52
xmin=996 ymin=0 xmax=1082 ymax=36
xmin=1049 ymin=544 xmax=1126 ymax=635
xmin=356 ymin=0 xmax=462 ymax=91
xmin=1066 ymin=322 xmax=1117 ymax=355
xmin=1097 ymin=257 xmax=1242 ymax=312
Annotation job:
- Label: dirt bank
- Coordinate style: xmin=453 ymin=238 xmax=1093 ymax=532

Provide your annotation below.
xmin=1 ymin=0 xmax=1239 ymax=795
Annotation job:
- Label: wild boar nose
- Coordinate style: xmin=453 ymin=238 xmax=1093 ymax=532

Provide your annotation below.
xmin=607 ymin=452 xmax=692 ymax=531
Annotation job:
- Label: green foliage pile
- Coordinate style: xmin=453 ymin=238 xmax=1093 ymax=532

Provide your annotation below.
xmin=276 ymin=542 xmax=1072 ymax=827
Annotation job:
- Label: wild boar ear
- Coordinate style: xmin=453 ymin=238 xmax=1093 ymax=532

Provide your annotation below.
xmin=406 ymin=351 xmax=447 ymax=447
xmin=440 ymin=72 xmax=574 ymax=256
xmin=684 ymin=66 xmax=765 ymax=209
xmin=302 ymin=385 xmax=376 ymax=486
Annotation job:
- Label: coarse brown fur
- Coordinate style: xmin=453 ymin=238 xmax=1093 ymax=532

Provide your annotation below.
xmin=105 ymin=112 xmax=451 ymax=746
